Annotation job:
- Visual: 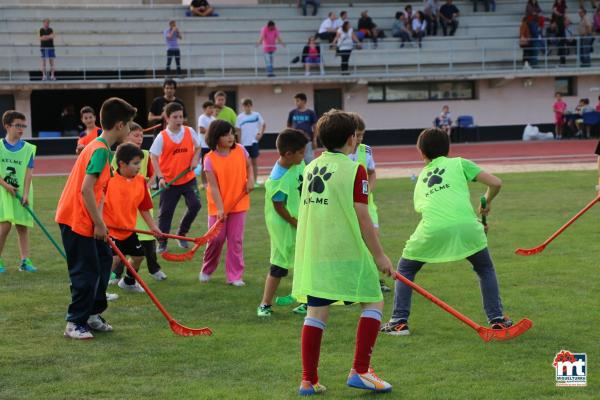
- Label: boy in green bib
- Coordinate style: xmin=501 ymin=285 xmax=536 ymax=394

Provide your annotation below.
xmin=0 ymin=111 xmax=37 ymax=273
xmin=381 ymin=128 xmax=513 ymax=337
xmin=257 ymin=128 xmax=308 ymax=317
xmin=292 ymin=110 xmax=394 ymax=396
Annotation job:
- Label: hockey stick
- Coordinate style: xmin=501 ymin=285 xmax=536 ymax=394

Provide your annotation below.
xmin=393 ymin=271 xmax=532 ymax=342
xmin=142 ymin=123 xmax=162 ymax=133
xmin=150 ymin=167 xmax=192 ymax=198
xmin=515 ymin=195 xmax=600 ymax=256
xmin=106 ymin=226 xmax=211 ymax=244
xmin=108 ymin=237 xmax=212 ymax=336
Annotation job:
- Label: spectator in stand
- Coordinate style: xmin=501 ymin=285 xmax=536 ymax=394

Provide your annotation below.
xmin=580 ymin=0 xmax=597 ymax=11
xmin=578 ymin=7 xmax=594 ymax=67
xmin=392 ymin=12 xmax=412 ymax=47
xmin=190 ymin=0 xmax=215 ymax=17
xmin=594 ymin=5 xmax=600 ymax=33
xmin=302 ymin=36 xmax=323 ymax=76
xmin=340 ymin=10 xmax=349 ymax=24
xmin=357 ymin=10 xmax=381 ymax=48
xmin=423 ymin=0 xmax=439 ymax=36
xmin=519 ymin=17 xmax=534 ymax=68
xmin=404 ymin=5 xmax=414 ymax=22
xmin=526 ymin=10 xmax=544 ymax=67
xmin=214 ymin=91 xmax=237 ymax=127
xmin=39 ymin=19 xmax=56 ymax=81
xmin=317 ymin=12 xmax=341 ymax=44
xmin=148 ymin=78 xmax=186 ymax=135
xmin=525 ymin=0 xmax=543 ymax=18
xmin=552 ymin=0 xmax=568 ymax=65
xmin=257 ymin=20 xmax=285 ymax=77
xmin=439 ymin=0 xmax=460 ymax=36
xmin=552 ymin=92 xmax=567 ymax=139
xmin=302 ymin=0 xmax=319 ymax=16
xmin=434 ymin=105 xmax=452 ymax=137
xmin=287 ymin=93 xmax=317 ymax=163
xmin=334 ymin=20 xmax=361 ymax=74
xmin=412 ymin=11 xmax=428 ymax=47
xmin=164 ymin=20 xmax=182 ymax=75
xmin=472 ymin=0 xmax=491 ymax=12
xmin=546 ymin=20 xmax=559 ymax=56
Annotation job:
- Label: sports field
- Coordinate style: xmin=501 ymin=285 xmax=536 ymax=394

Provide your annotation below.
xmin=0 ymin=171 xmax=598 ymax=399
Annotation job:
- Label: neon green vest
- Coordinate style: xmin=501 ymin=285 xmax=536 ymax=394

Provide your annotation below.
xmin=264 ymin=162 xmax=304 ymax=269
xmin=292 ymin=152 xmax=382 ymax=303
xmin=402 ymin=156 xmax=487 ymax=263
xmin=355 ymin=144 xmax=379 ymax=226
xmin=0 ymin=140 xmax=36 ymax=226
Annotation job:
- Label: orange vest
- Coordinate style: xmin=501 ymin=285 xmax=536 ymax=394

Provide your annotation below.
xmin=55 ymin=139 xmax=112 ymax=237
xmin=206 ymin=144 xmax=250 ymax=216
xmin=77 ymin=127 xmax=101 ymax=147
xmin=158 ymin=127 xmax=196 ymax=186
xmin=104 ymin=174 xmax=147 ymax=240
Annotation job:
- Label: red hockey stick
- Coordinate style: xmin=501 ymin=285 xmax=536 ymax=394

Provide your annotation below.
xmin=515 ymin=195 xmax=600 ymax=256
xmin=108 ymin=237 xmax=212 ymax=336
xmin=106 ymin=226 xmax=213 ymax=245
xmin=393 ymin=272 xmax=532 ymax=342
xmin=142 ymin=123 xmax=162 ymax=133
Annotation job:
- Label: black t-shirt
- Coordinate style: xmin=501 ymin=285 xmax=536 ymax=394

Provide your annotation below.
xmin=191 ymin=0 xmax=209 ymax=7
xmin=440 ymin=4 xmax=460 ymax=19
xmin=358 ymin=17 xmax=376 ymax=30
xmin=40 ymin=27 xmax=54 ymax=48
xmin=149 ymin=96 xmax=186 ymax=133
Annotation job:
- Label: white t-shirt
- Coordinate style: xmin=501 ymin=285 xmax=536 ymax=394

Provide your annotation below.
xmin=235 ymin=111 xmax=264 ymax=147
xmin=336 ymin=27 xmax=355 ymax=50
xmin=349 ymin=144 xmax=376 ymax=171
xmin=318 ymin=17 xmax=340 ymax=34
xmin=149 ymin=126 xmax=202 ymax=156
xmin=197 ymin=113 xmax=215 ymax=149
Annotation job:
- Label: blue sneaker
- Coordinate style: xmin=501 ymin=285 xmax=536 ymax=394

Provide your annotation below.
xmin=0 ymin=259 xmax=5 ymax=273
xmin=298 ymin=381 xmax=326 ymax=396
xmin=18 ymin=258 xmax=37 ymax=272
xmin=347 ymin=368 xmax=392 ymax=393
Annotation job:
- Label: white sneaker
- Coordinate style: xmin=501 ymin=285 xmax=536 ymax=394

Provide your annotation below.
xmin=64 ymin=322 xmax=94 ymax=340
xmin=199 ymin=272 xmax=211 ymax=283
xmin=347 ymin=367 xmax=392 ymax=393
xmin=108 ymin=277 xmax=119 ymax=285
xmin=229 ymin=280 xmax=246 ymax=287
xmin=118 ymin=278 xmax=145 ymax=293
xmin=87 ymin=314 xmax=113 ymax=332
xmin=152 ymin=270 xmax=168 ymax=281
xmin=523 ymin=61 xmax=531 ymax=70
xmin=106 ymin=292 xmax=119 ymax=301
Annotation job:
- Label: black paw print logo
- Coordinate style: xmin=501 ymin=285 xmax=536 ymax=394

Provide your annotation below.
xmin=307 ymin=165 xmax=333 ymax=194
xmin=297 ymin=173 xmax=304 ymax=194
xmin=423 ymin=167 xmax=445 ymax=188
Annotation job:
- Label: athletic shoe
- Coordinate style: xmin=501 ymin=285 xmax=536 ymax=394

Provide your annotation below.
xmin=118 ymin=278 xmax=145 ymax=293
xmin=18 ymin=258 xmax=37 ymax=272
xmin=106 ymin=292 xmax=119 ymax=301
xmin=199 ymin=272 xmax=211 ymax=283
xmin=490 ymin=316 xmax=514 ymax=330
xmin=87 ymin=314 xmax=113 ymax=332
xmin=380 ymin=320 xmax=410 ymax=336
xmin=275 ymin=294 xmax=296 ymax=306
xmin=292 ymin=303 xmax=307 ymax=315
xmin=156 ymin=241 xmax=167 ymax=254
xmin=64 ymin=322 xmax=93 ymax=340
xmin=229 ymin=280 xmax=246 ymax=287
xmin=152 ymin=270 xmax=168 ymax=281
xmin=379 ymin=280 xmax=391 ymax=293
xmin=177 ymin=239 xmax=190 ymax=249
xmin=298 ymin=381 xmax=326 ymax=396
xmin=0 ymin=259 xmax=5 ymax=273
xmin=347 ymin=367 xmax=392 ymax=393
xmin=257 ymin=304 xmax=273 ymax=317
xmin=108 ymin=272 xmax=119 ymax=285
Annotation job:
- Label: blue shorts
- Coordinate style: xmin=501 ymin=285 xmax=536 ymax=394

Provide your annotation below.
xmin=244 ymin=142 xmax=260 ymax=159
xmin=307 ymin=295 xmax=354 ymax=307
xmin=40 ymin=48 xmax=56 ymax=59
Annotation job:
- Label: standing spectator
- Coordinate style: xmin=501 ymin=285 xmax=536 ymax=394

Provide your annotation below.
xmin=552 ymin=0 xmax=568 ymax=65
xmin=334 ymin=21 xmax=361 ymax=75
xmin=302 ymin=36 xmax=323 ymax=76
xmin=317 ymin=12 xmax=340 ymax=44
xmin=357 ymin=10 xmax=380 ymax=48
xmin=594 ymin=5 xmax=600 ymax=33
xmin=257 ymin=21 xmax=285 ymax=77
xmin=423 ymin=0 xmax=439 ymax=36
xmin=302 ymin=0 xmax=319 ymax=17
xmin=578 ymin=7 xmax=594 ymax=67
xmin=236 ymin=98 xmax=266 ymax=185
xmin=520 ymin=17 xmax=534 ymax=68
xmin=434 ymin=105 xmax=452 ymax=137
xmin=287 ymin=93 xmax=317 ymax=163
xmin=39 ymin=19 xmax=56 ymax=81
xmin=439 ymin=0 xmax=460 ymax=36
xmin=545 ymin=20 xmax=560 ymax=56
xmin=526 ymin=12 xmax=543 ymax=67
xmin=553 ymin=92 xmax=567 ymax=140
xmin=412 ymin=11 xmax=428 ymax=47
xmin=148 ymin=78 xmax=186 ymax=134
xmin=214 ymin=91 xmax=237 ymax=127
xmin=164 ymin=20 xmax=182 ymax=75
xmin=525 ymin=0 xmax=542 ymax=18
xmin=189 ymin=0 xmax=215 ymax=17
xmin=392 ymin=12 xmax=412 ymax=47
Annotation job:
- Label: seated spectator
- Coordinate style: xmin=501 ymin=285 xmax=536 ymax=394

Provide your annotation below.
xmin=439 ymin=0 xmax=460 ymax=36
xmin=423 ymin=0 xmax=439 ymax=36
xmin=578 ymin=7 xmax=594 ymax=67
xmin=594 ymin=5 xmax=600 ymax=32
xmin=434 ymin=105 xmax=453 ymax=137
xmin=575 ymin=98 xmax=594 ymax=138
xmin=318 ymin=12 xmax=341 ymax=43
xmin=340 ymin=10 xmax=349 ymax=24
xmin=302 ymin=0 xmax=319 ymax=17
xmin=392 ymin=12 xmax=412 ymax=47
xmin=302 ymin=36 xmax=323 ymax=76
xmin=357 ymin=10 xmax=382 ymax=48
xmin=545 ymin=20 xmax=560 ymax=56
xmin=412 ymin=11 xmax=428 ymax=47
xmin=190 ymin=0 xmax=215 ymax=17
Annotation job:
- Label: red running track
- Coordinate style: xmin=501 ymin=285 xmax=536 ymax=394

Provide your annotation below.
xmin=35 ymin=139 xmax=599 ymax=176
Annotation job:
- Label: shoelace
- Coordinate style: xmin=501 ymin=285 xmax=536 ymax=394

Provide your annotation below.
xmin=76 ymin=324 xmax=90 ymax=334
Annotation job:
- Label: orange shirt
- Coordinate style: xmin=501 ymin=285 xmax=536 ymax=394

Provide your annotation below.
xmin=77 ymin=127 xmax=101 ymax=147
xmin=55 ymin=139 xmax=112 ymax=237
xmin=158 ymin=127 xmax=196 ymax=186
xmin=205 ymin=144 xmax=250 ymax=216
xmin=103 ymin=173 xmax=153 ymax=240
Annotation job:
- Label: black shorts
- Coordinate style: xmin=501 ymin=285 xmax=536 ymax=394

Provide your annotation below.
xmin=112 ymin=233 xmax=144 ymax=257
xmin=307 ymin=295 xmax=354 ymax=307
xmin=270 ymin=264 xmax=289 ymax=278
xmin=244 ymin=142 xmax=260 ymax=159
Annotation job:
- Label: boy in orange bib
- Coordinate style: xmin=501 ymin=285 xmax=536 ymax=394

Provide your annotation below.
xmin=76 ymin=106 xmax=102 ymax=155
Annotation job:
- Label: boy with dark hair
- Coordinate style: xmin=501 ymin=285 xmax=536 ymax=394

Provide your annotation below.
xmin=148 ymin=78 xmax=186 ymax=134
xmin=0 ymin=111 xmax=36 ymax=273
xmin=381 ymin=128 xmax=513 ymax=336
xmin=287 ymin=93 xmax=317 ymax=164
xmin=150 ymin=101 xmax=202 ymax=253
xmin=56 ymin=97 xmax=137 ymax=340
xmin=105 ymin=143 xmax=161 ymax=294
xmin=257 ymin=128 xmax=308 ymax=317
xmin=292 ymin=109 xmax=394 ymax=395
xmin=76 ymin=106 xmax=102 ymax=154
xmin=236 ymin=98 xmax=266 ymax=185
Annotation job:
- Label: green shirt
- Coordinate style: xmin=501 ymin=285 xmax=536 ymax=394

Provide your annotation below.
xmin=402 ymin=156 xmax=487 ymax=263
xmin=217 ymin=106 xmax=237 ymax=126
xmin=86 ymin=138 xmax=112 ymax=175
xmin=0 ymin=140 xmax=36 ymax=226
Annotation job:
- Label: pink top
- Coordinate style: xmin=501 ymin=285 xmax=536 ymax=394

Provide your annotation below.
xmin=308 ymin=46 xmax=318 ymax=56
xmin=596 ymin=104 xmax=600 ymax=112
xmin=553 ymin=100 xmax=567 ymax=118
xmin=260 ymin=26 xmax=280 ymax=53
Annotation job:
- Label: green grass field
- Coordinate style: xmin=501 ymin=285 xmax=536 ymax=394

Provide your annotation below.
xmin=0 ymin=171 xmax=598 ymax=400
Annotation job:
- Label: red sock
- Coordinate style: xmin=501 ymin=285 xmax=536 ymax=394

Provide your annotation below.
xmin=352 ymin=316 xmax=381 ymax=374
xmin=301 ymin=325 xmax=324 ymax=384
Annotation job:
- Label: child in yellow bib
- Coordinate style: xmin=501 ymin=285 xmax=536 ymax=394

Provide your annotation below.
xmin=0 ymin=111 xmax=36 ymax=273
xmin=292 ymin=110 xmax=394 ymax=396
